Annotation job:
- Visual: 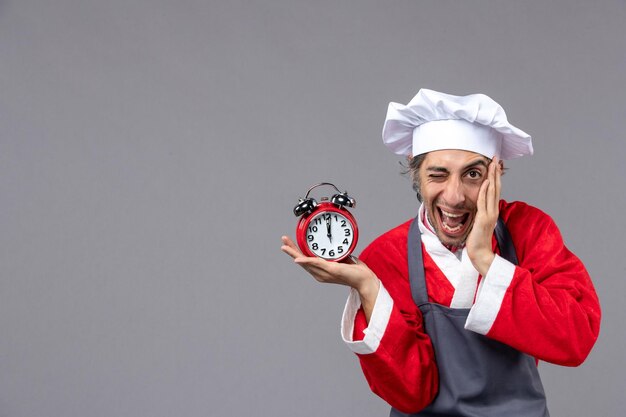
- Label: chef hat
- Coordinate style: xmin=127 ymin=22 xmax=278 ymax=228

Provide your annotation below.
xmin=382 ymin=89 xmax=533 ymax=160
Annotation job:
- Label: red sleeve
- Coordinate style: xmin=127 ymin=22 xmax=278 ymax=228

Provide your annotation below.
xmin=480 ymin=201 xmax=602 ymax=366
xmin=352 ymin=222 xmax=439 ymax=414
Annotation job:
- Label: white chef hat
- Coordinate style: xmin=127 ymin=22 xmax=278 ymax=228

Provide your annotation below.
xmin=382 ymin=88 xmax=533 ymax=160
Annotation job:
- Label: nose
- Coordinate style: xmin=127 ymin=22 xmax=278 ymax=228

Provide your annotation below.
xmin=442 ymin=177 xmax=466 ymax=207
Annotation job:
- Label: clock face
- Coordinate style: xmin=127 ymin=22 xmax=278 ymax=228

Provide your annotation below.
xmin=305 ymin=211 xmax=355 ymax=260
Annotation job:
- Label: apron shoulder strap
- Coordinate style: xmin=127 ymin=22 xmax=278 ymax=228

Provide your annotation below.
xmin=407 ymin=217 xmax=429 ymax=306
xmin=494 ymin=217 xmax=518 ymax=266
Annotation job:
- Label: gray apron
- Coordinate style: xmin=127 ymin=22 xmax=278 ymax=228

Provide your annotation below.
xmin=390 ymin=217 xmax=549 ymax=417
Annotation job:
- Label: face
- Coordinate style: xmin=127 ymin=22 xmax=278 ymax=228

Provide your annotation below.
xmin=417 ymin=149 xmax=491 ymax=247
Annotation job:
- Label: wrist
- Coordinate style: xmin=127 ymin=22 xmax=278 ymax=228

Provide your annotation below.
xmin=356 ymin=276 xmax=380 ymax=324
xmin=356 ymin=275 xmax=379 ymax=302
xmin=470 ymin=250 xmax=495 ymax=276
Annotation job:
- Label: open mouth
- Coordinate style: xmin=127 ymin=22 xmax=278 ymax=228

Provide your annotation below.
xmin=437 ymin=207 xmax=471 ymax=236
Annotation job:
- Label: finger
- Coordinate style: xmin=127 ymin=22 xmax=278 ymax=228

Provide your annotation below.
xmin=281 ymin=243 xmax=303 ymax=260
xmin=281 ymin=235 xmax=299 ymax=250
xmin=284 ymin=249 xmax=338 ymax=282
xmin=294 ymin=258 xmax=341 ymax=283
xmin=294 ymin=255 xmax=336 ymax=270
xmin=298 ymin=263 xmax=332 ymax=282
xmin=297 ymin=254 xmax=364 ymax=274
xmin=477 ymin=178 xmax=489 ymax=217
xmin=486 ymin=159 xmax=497 ymax=215
xmin=494 ymin=157 xmax=502 ymax=214
xmin=281 ymin=236 xmax=304 ymax=256
xmin=295 ymin=256 xmax=352 ymax=276
xmin=281 ymin=236 xmax=305 ymax=260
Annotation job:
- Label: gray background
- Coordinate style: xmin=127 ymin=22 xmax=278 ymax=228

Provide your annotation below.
xmin=1 ymin=0 xmax=624 ymax=416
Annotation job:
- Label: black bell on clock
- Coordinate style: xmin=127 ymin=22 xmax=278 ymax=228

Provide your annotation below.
xmin=293 ymin=198 xmax=318 ymax=217
xmin=330 ymin=192 xmax=355 ymax=208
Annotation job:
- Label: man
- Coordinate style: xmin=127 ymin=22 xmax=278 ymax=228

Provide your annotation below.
xmin=281 ymin=89 xmax=601 ymax=416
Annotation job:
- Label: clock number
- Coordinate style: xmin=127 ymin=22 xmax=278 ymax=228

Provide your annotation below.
xmin=323 ymin=214 xmax=331 ymax=221
xmin=307 ymin=235 xmax=314 ymax=242
xmin=343 ymin=238 xmax=349 ymax=245
xmin=337 ymin=246 xmax=344 ymax=254
xmin=341 ymin=220 xmax=347 ymax=227
xmin=312 ymin=243 xmax=318 ymax=250
xmin=344 ymin=229 xmax=351 ymax=236
xmin=328 ymin=249 xmax=335 ymax=257
xmin=309 ymin=225 xmax=318 ymax=233
xmin=314 ymin=218 xmax=321 ymax=225
xmin=320 ymin=248 xmax=326 ymax=255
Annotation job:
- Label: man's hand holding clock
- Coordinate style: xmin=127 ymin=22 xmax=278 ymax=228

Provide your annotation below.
xmin=281 ymin=235 xmax=379 ymax=322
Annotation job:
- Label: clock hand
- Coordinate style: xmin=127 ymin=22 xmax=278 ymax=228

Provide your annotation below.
xmin=326 ymin=217 xmax=332 ymax=243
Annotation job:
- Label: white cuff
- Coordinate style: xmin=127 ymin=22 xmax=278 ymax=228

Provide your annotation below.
xmin=465 ymin=254 xmax=516 ymax=335
xmin=341 ymin=281 xmax=393 ymax=355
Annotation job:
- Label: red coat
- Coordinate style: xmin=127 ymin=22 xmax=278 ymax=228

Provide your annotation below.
xmin=342 ymin=200 xmax=601 ymax=413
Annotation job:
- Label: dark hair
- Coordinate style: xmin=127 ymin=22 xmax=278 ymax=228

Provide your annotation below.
xmin=403 ymin=154 xmax=427 ymax=202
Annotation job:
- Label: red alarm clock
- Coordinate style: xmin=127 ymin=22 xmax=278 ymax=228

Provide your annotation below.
xmin=293 ymin=182 xmax=358 ymax=262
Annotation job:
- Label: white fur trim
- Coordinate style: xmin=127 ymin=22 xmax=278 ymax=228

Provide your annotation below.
xmin=341 ymin=281 xmax=392 ymax=355
xmin=465 ymin=255 xmax=516 ymax=335
xmin=450 ymin=247 xmax=480 ymax=308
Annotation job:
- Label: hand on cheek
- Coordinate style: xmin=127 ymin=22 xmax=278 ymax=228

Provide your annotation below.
xmin=466 ymin=157 xmax=502 ymax=276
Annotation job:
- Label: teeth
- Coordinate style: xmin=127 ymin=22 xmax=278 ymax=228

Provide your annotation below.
xmin=441 ymin=222 xmax=463 ymax=233
xmin=440 ymin=209 xmax=464 ymax=218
